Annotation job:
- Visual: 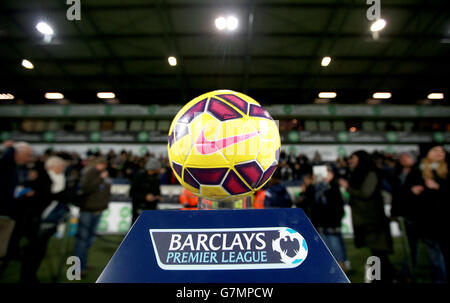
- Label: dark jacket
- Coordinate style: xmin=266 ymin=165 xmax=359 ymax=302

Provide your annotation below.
xmin=129 ymin=171 xmax=161 ymax=211
xmin=264 ymin=183 xmax=292 ymax=208
xmin=310 ymin=180 xmax=345 ymax=230
xmin=403 ymin=164 xmax=449 ymax=239
xmin=296 ymin=182 xmax=315 ymax=219
xmin=390 ymin=166 xmax=421 ymax=222
xmin=24 ymin=169 xmax=53 ymax=218
xmin=79 ymin=166 xmax=111 ymax=212
xmin=0 ymin=147 xmax=18 ymax=216
xmin=348 ymin=170 xmax=393 ymax=253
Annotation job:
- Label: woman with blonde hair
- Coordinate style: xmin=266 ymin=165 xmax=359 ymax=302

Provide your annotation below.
xmin=406 ymin=144 xmax=448 ymax=283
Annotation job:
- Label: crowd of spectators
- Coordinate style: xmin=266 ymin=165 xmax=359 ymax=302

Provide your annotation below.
xmin=22 ymin=147 xmax=421 ymax=189
xmin=1 ymin=142 xmax=449 ymax=283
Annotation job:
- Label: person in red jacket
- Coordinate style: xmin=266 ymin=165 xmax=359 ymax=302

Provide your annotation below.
xmin=253 ymin=190 xmax=265 ymax=209
xmin=179 ymin=188 xmax=198 ymax=210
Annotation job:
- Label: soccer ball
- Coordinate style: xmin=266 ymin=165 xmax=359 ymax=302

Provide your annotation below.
xmin=167 ymin=90 xmax=280 ymax=202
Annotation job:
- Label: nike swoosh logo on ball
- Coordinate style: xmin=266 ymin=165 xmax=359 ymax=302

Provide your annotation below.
xmin=195 ymin=127 xmax=260 ymax=155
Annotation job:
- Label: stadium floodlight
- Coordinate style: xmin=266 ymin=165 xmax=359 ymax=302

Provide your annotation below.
xmin=427 ymin=93 xmax=444 ymax=99
xmin=321 ymin=56 xmax=331 ymax=67
xmin=168 ymin=56 xmax=177 ymax=66
xmin=370 ymin=19 xmax=386 ymax=32
xmin=318 ymin=92 xmax=337 ymax=99
xmin=215 ymin=16 xmax=239 ymax=31
xmin=97 ymin=92 xmax=116 ymax=99
xmin=215 ymin=17 xmax=227 ymax=30
xmin=45 ymin=92 xmax=64 ymax=100
xmin=22 ymin=59 xmax=34 ymax=69
xmin=226 ymin=16 xmax=239 ymax=31
xmin=373 ymin=92 xmax=391 ymax=99
xmin=36 ymin=21 xmax=54 ymax=35
xmin=0 ymin=93 xmax=14 ymax=100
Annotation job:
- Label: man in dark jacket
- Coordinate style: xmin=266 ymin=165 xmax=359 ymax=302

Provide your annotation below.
xmin=74 ymin=157 xmax=111 ymax=275
xmin=264 ymin=169 xmax=292 ymax=208
xmin=130 ymin=158 xmax=162 ymax=223
xmin=339 ymin=150 xmax=395 ymax=282
xmin=0 ymin=141 xmax=33 ymax=259
xmin=0 ymin=141 xmax=34 ymax=217
xmin=20 ymin=156 xmax=71 ymax=282
xmin=310 ymin=168 xmax=348 ymax=272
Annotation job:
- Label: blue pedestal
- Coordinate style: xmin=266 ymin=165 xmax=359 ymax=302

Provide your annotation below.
xmin=97 ymin=208 xmax=349 ymax=283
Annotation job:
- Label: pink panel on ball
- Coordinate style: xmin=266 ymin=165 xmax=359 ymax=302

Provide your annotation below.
xmin=256 ymin=163 xmax=277 ymax=188
xmin=234 ymin=161 xmax=263 ymax=188
xmin=207 ymin=98 xmax=242 ymax=121
xmin=249 ymin=104 xmax=272 ymax=120
xmin=218 ymin=94 xmax=248 ymax=114
xmin=172 ymin=161 xmax=183 ymax=178
xmin=183 ymin=170 xmax=200 ymax=189
xmin=222 ymin=170 xmax=251 ymax=195
xmin=179 ymin=99 xmax=207 ymax=123
xmin=186 ymin=167 xmax=228 ymax=185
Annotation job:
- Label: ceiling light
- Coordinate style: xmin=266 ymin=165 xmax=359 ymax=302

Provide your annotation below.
xmin=373 ymin=92 xmax=391 ymax=99
xmin=168 ymin=56 xmax=177 ymax=66
xmin=318 ymin=92 xmax=337 ymax=99
xmin=427 ymin=93 xmax=444 ymax=99
xmin=226 ymin=16 xmax=239 ymax=31
xmin=22 ymin=59 xmax=34 ymax=69
xmin=0 ymin=93 xmax=14 ymax=100
xmin=45 ymin=92 xmax=64 ymax=100
xmin=370 ymin=19 xmax=386 ymax=32
xmin=36 ymin=21 xmax=54 ymax=36
xmin=97 ymin=92 xmax=116 ymax=99
xmin=215 ymin=16 xmax=239 ymax=31
xmin=321 ymin=56 xmax=331 ymax=67
xmin=215 ymin=17 xmax=227 ymax=30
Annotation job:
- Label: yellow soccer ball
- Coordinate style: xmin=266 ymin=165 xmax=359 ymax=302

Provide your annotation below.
xmin=167 ymin=90 xmax=280 ymax=202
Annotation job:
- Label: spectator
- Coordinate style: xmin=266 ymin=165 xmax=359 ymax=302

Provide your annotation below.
xmin=74 ymin=157 xmax=111 ymax=276
xmin=179 ymin=188 xmax=198 ymax=210
xmin=390 ymin=152 xmax=417 ymax=223
xmin=312 ymin=151 xmax=323 ymax=165
xmin=279 ymin=161 xmax=293 ymax=181
xmin=292 ymin=163 xmax=302 ymax=182
xmin=335 ymin=157 xmax=350 ymax=180
xmin=0 ymin=141 xmax=34 ymax=217
xmin=0 ymin=141 xmax=33 ymax=259
xmin=253 ymin=190 xmax=266 ymax=209
xmin=295 ymin=173 xmax=315 ymax=218
xmin=264 ymin=169 xmax=292 ymax=208
xmin=129 ymin=158 xmax=162 ymax=223
xmin=405 ymin=144 xmax=448 ymax=283
xmin=287 ymin=150 xmax=297 ymax=167
xmin=310 ymin=167 xmax=349 ymax=273
xmin=297 ymin=153 xmax=312 ymax=177
xmin=279 ymin=150 xmax=287 ymax=163
xmin=339 ymin=150 xmax=395 ymax=282
xmin=20 ymin=156 xmax=70 ymax=283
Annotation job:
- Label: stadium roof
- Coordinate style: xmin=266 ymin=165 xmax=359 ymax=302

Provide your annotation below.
xmin=1 ymin=0 xmax=449 ymax=105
